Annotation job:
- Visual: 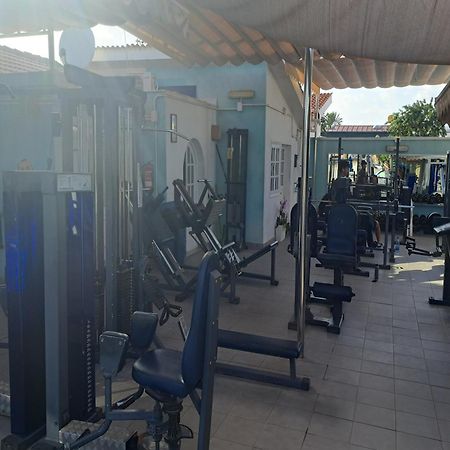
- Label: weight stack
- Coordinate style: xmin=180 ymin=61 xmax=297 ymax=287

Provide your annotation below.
xmin=117 ymin=262 xmax=136 ymax=335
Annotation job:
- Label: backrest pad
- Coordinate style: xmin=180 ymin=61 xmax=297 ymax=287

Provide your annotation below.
xmin=181 ymin=252 xmax=218 ymax=391
xmin=327 ymin=204 xmax=358 ymax=256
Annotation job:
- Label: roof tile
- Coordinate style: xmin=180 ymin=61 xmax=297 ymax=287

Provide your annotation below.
xmin=0 ymin=45 xmax=50 ymax=74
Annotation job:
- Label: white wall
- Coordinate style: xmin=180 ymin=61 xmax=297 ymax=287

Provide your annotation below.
xmin=263 ymin=70 xmax=300 ymax=244
xmin=163 ymin=94 xmax=217 ymax=253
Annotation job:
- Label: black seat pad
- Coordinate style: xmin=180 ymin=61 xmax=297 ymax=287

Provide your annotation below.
xmin=317 ymin=252 xmax=356 ymax=268
xmin=312 ymin=282 xmax=354 ymax=301
xmin=218 ymin=330 xmax=301 ymax=359
xmin=132 ymin=349 xmax=188 ymax=398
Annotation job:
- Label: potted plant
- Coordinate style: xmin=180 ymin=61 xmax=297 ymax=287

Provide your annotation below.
xmin=275 ymin=199 xmax=289 ymax=242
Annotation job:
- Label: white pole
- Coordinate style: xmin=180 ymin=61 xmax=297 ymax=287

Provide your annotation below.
xmin=297 ymin=48 xmax=314 ymax=351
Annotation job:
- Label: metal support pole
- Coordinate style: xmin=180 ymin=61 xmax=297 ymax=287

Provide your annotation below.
xmin=393 ymin=137 xmax=400 ymax=204
xmin=42 ymin=189 xmax=69 ymax=443
xmin=132 ymin=112 xmax=143 ymax=311
xmin=312 ymin=95 xmax=319 ymax=198
xmin=47 ymin=30 xmax=55 ymax=72
xmin=297 ymin=48 xmax=314 ymax=354
xmin=104 ymin=101 xmax=119 ymax=331
xmin=445 ymin=152 xmax=450 ymax=217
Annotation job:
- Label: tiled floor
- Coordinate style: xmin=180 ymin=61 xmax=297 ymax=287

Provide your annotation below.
xmin=2 ymin=235 xmax=450 ymax=449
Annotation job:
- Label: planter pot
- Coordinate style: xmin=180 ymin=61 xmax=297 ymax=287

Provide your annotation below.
xmin=275 ymin=226 xmax=286 ymax=242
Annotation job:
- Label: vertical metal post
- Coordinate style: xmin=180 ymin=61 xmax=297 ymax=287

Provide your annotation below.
xmin=390 ymin=138 xmax=401 ymax=263
xmin=393 ymin=137 xmax=400 ymax=203
xmin=197 ymin=269 xmax=220 ymax=450
xmin=132 ymin=110 xmax=143 ymax=311
xmin=445 ymin=152 xmax=450 ymax=217
xmin=337 ymin=137 xmax=342 ymax=161
xmin=42 ymin=179 xmax=68 ymax=443
xmin=312 ymin=95 xmax=319 ymax=199
xmin=104 ymin=101 xmax=119 ymax=331
xmin=47 ymin=30 xmax=55 ymax=72
xmin=297 ymin=48 xmax=314 ymax=352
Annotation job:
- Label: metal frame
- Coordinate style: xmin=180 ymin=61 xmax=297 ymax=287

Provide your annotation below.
xmin=297 ymin=48 xmax=314 ymax=353
xmin=429 ymin=152 xmax=450 ymax=306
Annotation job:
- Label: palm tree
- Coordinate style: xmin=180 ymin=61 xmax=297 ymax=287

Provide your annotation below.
xmin=321 ymin=112 xmax=343 ymax=132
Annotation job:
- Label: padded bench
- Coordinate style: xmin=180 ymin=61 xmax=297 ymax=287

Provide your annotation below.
xmin=312 ymin=282 xmax=354 ymax=303
xmin=216 ymin=329 xmax=309 ymax=390
xmin=218 ymin=330 xmax=301 ymax=359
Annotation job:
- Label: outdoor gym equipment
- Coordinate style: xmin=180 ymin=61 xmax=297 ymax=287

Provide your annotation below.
xmin=172 ymin=178 xmax=278 ymax=304
xmin=289 ymin=188 xmax=356 ymax=334
xmin=428 ymin=218 xmax=450 ymax=306
xmin=1 ymin=171 xmax=97 ymax=450
xmin=62 ymin=253 xmax=220 ymax=450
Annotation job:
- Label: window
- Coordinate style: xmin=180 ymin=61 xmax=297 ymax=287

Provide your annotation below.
xmin=270 ymin=144 xmax=285 ymax=192
xmin=183 ymin=146 xmax=195 ymax=198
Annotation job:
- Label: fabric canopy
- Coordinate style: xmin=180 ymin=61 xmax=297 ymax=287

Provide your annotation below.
xmin=0 ymin=0 xmax=124 ymax=34
xmin=183 ymin=0 xmax=450 ymax=66
xmin=2 ymin=0 xmax=450 ymax=90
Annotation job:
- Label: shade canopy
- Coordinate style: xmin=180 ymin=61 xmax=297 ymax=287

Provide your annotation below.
xmin=2 ymin=0 xmax=450 ymax=89
xmin=0 ymin=0 xmax=124 ymax=33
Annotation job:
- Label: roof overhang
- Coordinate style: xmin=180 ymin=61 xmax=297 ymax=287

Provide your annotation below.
xmin=2 ymin=0 xmax=450 ymax=90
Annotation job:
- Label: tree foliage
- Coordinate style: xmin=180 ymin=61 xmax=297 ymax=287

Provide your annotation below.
xmin=388 ymin=99 xmax=446 ymax=137
xmin=321 ymin=111 xmax=343 ymax=132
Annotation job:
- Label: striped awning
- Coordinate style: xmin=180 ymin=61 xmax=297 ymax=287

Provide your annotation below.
xmin=120 ymin=0 xmax=450 ymax=90
xmin=2 ymin=0 xmax=450 ymax=90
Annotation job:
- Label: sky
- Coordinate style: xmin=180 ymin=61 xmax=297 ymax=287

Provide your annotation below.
xmin=1 ymin=25 xmax=446 ymax=125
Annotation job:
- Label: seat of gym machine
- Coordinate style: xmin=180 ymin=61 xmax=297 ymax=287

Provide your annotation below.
xmin=132 ymin=253 xmax=218 ymax=401
xmin=132 ymin=349 xmax=188 ymax=398
xmin=311 ymin=282 xmax=354 ymax=302
xmin=317 ymin=251 xmax=357 ymax=269
xmin=218 ymin=329 xmax=301 ymax=359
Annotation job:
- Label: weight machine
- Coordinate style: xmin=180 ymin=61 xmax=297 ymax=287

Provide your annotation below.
xmin=405 ymin=153 xmax=450 ymax=306
xmin=172 ymin=178 xmax=279 ymax=304
xmin=2 ymin=171 xmax=97 ymax=450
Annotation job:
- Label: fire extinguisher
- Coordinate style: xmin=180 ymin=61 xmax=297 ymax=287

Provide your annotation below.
xmin=141 ymin=162 xmax=153 ymax=192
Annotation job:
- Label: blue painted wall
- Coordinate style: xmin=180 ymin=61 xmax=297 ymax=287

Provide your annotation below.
xmin=313 ymin=137 xmax=450 ymax=201
xmin=146 ymin=61 xmax=267 ymax=243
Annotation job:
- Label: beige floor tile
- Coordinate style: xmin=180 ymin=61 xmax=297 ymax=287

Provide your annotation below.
xmin=351 ymin=422 xmax=396 ymax=450
xmin=357 ymin=386 xmax=395 ymax=410
xmin=354 ymin=403 xmax=395 ymax=429
xmin=253 ymin=423 xmax=304 ymax=450
xmin=396 ymin=411 xmax=440 ymax=440
xmin=314 ymin=395 xmax=356 ymax=420
xmin=309 ymin=413 xmax=352 ymax=442
xmin=396 ymin=431 xmax=444 ymax=450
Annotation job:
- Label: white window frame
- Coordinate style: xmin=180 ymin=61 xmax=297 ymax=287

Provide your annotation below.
xmin=270 ymin=144 xmax=285 ymax=192
xmin=183 ymin=146 xmax=195 ymax=199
